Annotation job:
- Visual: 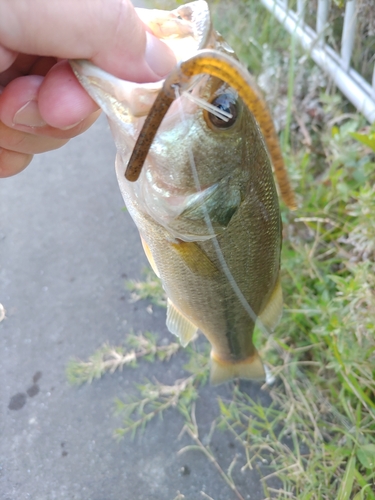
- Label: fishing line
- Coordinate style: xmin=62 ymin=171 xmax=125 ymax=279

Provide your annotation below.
xmin=174 ymin=84 xmax=362 ymax=433
xmin=174 ymin=84 xmax=260 ymax=327
xmin=124 ymin=46 xmax=361 ymax=432
xmin=173 ymin=85 xmax=276 ymax=386
xmin=182 ymin=91 xmax=233 ymax=122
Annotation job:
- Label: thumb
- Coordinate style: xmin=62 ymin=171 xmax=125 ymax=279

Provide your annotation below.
xmin=0 ymin=0 xmax=175 ymax=81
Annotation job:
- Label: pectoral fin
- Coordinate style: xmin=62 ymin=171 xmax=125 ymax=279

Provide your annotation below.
xmin=166 ymin=299 xmax=198 ymax=347
xmin=210 ymin=350 xmax=265 ymax=385
xmin=258 ymin=275 xmax=283 ymax=331
xmin=176 ymin=176 xmax=244 ymax=235
xmin=171 ymin=240 xmax=218 ymax=277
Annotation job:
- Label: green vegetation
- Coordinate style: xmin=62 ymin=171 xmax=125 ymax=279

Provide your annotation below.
xmin=67 ymin=1 xmax=375 ymax=498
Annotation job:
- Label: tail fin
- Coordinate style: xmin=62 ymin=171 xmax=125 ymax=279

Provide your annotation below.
xmin=210 ymin=351 xmax=265 ymax=385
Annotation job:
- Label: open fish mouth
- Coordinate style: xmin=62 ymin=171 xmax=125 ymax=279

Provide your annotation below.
xmin=70 ymin=1 xmax=213 ymax=136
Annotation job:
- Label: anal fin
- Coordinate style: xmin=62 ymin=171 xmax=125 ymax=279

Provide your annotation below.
xmin=166 ymin=299 xmax=198 ymax=347
xmin=210 ymin=350 xmax=265 ymax=385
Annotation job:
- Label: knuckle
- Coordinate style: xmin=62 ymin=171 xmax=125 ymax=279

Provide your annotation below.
xmin=0 ymin=148 xmax=33 ymax=177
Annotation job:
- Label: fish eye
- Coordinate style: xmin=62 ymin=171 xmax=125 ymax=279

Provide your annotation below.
xmin=206 ymin=93 xmax=238 ymax=129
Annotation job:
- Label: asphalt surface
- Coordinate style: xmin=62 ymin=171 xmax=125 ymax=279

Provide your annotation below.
xmin=0 ymin=1 xmax=284 ymax=497
xmin=0 ymin=116 xmax=278 ymax=499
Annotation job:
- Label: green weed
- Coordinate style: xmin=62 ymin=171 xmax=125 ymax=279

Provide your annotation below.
xmin=66 ymin=331 xmax=180 ymax=385
xmin=126 ymin=266 xmax=167 ymax=308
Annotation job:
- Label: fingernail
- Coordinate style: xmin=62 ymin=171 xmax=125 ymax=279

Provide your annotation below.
xmin=145 ymin=32 xmax=176 ymax=78
xmin=13 ymin=100 xmax=47 ymax=128
xmin=59 ymin=120 xmax=83 ymax=131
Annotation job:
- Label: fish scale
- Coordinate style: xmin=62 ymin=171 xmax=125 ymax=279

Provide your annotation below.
xmin=71 ymin=0 xmax=284 ymax=384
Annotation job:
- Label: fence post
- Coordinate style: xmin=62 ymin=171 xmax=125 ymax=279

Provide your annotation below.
xmin=341 ymin=0 xmax=357 ymax=71
xmin=316 ymin=0 xmax=331 ymax=45
xmin=258 ymin=0 xmax=375 ymax=122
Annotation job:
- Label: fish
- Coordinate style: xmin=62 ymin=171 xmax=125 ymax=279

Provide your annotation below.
xmin=71 ymin=1 xmax=289 ymax=385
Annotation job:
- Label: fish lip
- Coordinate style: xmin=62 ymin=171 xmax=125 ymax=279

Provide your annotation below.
xmin=69 ymin=0 xmax=216 ymax=124
xmin=136 ymin=1 xmax=212 ymax=54
xmin=70 ymin=59 xmax=163 ymax=118
xmin=70 ymin=0 xmax=213 ymax=89
xmin=70 ymin=60 xmax=163 ymax=91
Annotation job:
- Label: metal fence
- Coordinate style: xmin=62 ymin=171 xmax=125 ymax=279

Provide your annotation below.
xmin=259 ymin=0 xmax=375 ymax=123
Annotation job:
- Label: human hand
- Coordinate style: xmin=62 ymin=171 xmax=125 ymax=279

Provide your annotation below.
xmin=0 ymin=0 xmax=175 ymax=177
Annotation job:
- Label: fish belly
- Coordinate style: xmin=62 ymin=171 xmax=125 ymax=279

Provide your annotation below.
xmin=125 ymin=181 xmax=281 ymax=384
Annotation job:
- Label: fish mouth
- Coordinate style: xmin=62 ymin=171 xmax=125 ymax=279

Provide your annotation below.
xmin=69 ymin=0 xmax=219 ymax=195
xmin=70 ymin=1 xmax=214 ymax=126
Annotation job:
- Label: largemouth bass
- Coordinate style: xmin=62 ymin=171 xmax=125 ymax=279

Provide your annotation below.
xmin=71 ymin=1 xmax=286 ymax=384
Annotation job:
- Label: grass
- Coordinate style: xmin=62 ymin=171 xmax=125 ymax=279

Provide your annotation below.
xmin=67 ymin=1 xmax=375 ymax=498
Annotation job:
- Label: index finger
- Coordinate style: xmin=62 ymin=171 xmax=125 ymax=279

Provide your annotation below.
xmin=0 ymin=0 xmax=175 ymax=82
